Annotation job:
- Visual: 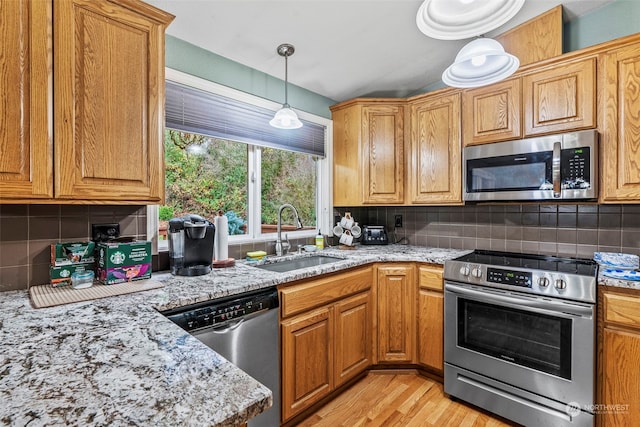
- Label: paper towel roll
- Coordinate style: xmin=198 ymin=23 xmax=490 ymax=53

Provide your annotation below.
xmin=214 ymin=215 xmax=229 ymax=261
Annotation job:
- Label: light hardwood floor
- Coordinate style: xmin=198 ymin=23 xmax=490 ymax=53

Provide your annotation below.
xmin=297 ymin=372 xmax=518 ymax=427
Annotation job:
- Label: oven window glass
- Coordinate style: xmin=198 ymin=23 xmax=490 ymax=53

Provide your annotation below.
xmin=467 ymin=152 xmax=552 ymax=192
xmin=457 ymin=299 xmax=572 ymax=379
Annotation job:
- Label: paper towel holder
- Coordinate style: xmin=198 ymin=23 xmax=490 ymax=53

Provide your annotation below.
xmin=212 ymin=210 xmax=236 ymax=268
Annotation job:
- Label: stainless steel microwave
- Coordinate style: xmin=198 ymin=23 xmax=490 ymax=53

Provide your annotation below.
xmin=463 ymin=130 xmax=598 ymax=202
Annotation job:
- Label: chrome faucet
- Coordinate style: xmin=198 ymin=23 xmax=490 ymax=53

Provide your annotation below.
xmin=275 ymin=203 xmax=303 ymax=256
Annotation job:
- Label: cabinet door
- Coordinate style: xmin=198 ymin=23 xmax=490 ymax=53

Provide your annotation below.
xmin=408 ymin=93 xmax=462 ymax=204
xmin=281 ymin=306 xmax=333 ymax=422
xmin=362 ymin=104 xmax=404 ymax=204
xmin=376 ymin=264 xmax=415 ymax=363
xmin=54 ymin=0 xmax=171 ymax=202
xmin=332 ymin=104 xmax=363 ymax=206
xmin=417 ymin=266 xmax=444 ymax=372
xmin=462 ymin=78 xmax=521 ymax=146
xmin=600 ymin=42 xmax=640 ymax=202
xmin=0 ymin=0 xmax=52 ymax=200
xmin=334 ymin=291 xmax=372 ymax=387
xmin=602 ymin=328 xmax=640 ymax=426
xmin=523 ymin=57 xmax=596 ymax=136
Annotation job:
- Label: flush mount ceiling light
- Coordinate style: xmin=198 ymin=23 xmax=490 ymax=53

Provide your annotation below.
xmin=416 ymin=0 xmax=525 ymax=40
xmin=270 ymin=43 xmax=303 ymax=129
xmin=441 ymin=37 xmax=519 ymax=88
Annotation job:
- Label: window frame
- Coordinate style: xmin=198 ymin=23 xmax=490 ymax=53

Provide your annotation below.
xmin=150 ymin=68 xmax=333 ymax=253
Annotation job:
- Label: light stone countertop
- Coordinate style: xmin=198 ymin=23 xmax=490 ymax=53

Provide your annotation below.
xmin=1 ymin=244 xmax=634 ymax=427
xmin=0 ymin=244 xmax=467 ymax=427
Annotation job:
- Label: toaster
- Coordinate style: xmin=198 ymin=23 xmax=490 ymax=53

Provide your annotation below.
xmin=360 ymin=225 xmax=389 ymax=245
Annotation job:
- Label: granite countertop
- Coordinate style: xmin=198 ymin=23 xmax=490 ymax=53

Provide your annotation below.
xmin=0 ymin=244 xmax=467 ymax=427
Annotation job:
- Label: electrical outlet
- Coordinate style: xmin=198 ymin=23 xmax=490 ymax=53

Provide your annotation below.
xmin=92 ymin=223 xmax=120 ymax=242
xmin=394 ymin=214 xmax=403 ymax=228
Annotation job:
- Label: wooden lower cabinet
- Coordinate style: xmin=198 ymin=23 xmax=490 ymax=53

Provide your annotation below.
xmin=599 ymin=289 xmax=640 ymax=426
xmin=334 ymin=292 xmax=372 ymax=387
xmin=375 ymin=264 xmax=415 ymax=363
xmin=417 ymin=265 xmax=444 ymax=373
xmin=281 ymin=306 xmax=334 ymax=422
xmin=280 ymin=267 xmax=373 ymax=423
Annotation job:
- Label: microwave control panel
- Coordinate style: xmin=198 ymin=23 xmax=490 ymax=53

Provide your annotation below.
xmin=561 ymin=147 xmax=591 ymax=189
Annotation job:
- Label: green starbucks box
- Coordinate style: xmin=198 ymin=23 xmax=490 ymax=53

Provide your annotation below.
xmin=96 ymin=241 xmax=152 ymax=285
xmin=50 ymin=262 xmax=95 ymax=287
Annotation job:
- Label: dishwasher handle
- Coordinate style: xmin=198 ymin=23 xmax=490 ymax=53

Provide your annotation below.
xmin=210 ymin=318 xmax=245 ymax=333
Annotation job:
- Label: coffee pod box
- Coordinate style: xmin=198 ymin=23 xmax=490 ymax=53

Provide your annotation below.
xmin=50 ymin=262 xmax=95 ymax=287
xmin=96 ymin=241 xmax=152 ymax=285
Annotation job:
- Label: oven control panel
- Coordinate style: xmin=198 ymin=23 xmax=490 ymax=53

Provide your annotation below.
xmin=487 ymin=267 xmax=532 ymax=288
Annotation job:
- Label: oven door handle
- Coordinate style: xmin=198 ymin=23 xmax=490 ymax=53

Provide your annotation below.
xmin=445 ymin=283 xmax=593 ymax=318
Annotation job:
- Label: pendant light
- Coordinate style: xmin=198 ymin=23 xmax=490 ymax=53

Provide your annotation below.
xmin=270 ymin=43 xmax=303 ymax=129
xmin=416 ymin=0 xmax=524 ymax=88
xmin=441 ymin=37 xmax=519 ymax=88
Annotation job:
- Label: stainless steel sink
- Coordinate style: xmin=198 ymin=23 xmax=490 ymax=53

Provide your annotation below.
xmin=253 ymin=255 xmax=344 ymax=273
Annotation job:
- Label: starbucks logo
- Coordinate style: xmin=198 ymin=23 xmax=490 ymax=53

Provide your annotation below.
xmin=110 ymin=251 xmax=126 ymax=265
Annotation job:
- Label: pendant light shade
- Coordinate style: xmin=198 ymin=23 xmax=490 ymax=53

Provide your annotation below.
xmin=270 ymin=43 xmax=303 ymax=129
xmin=416 ymin=0 xmax=525 ymax=40
xmin=441 ymin=38 xmax=519 ymax=88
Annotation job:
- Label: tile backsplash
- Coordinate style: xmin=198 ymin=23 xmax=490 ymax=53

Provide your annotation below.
xmin=2 ymin=202 xmax=639 ymax=292
xmin=0 ymin=205 xmax=147 ymax=292
xmin=336 ymin=204 xmax=640 ymax=259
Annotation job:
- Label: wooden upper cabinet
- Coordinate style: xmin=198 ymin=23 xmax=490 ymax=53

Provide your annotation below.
xmin=0 ymin=0 xmax=53 ymax=200
xmin=523 ymin=57 xmax=596 ymax=136
xmin=600 ymin=41 xmax=640 ymax=202
xmin=462 ymin=78 xmax=522 ymax=146
xmin=332 ymin=104 xmax=363 ymax=206
xmin=54 ymin=0 xmax=173 ymax=202
xmin=362 ymin=104 xmax=405 ymax=204
xmin=408 ymin=92 xmax=462 ymax=204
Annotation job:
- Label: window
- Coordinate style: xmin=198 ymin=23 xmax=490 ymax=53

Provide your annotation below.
xmin=151 ymin=69 xmax=333 ymax=252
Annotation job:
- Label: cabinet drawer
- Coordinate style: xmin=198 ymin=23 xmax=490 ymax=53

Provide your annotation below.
xmin=418 ymin=265 xmax=443 ymax=291
xmin=280 ymin=267 xmax=372 ymax=318
xmin=604 ymin=292 xmax=640 ymax=329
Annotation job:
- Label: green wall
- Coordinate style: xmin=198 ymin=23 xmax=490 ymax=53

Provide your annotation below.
xmin=165 ymin=36 xmax=336 ymax=119
xmin=564 ymin=0 xmax=640 ymax=52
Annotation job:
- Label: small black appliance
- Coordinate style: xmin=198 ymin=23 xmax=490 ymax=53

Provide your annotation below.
xmin=360 ymin=225 xmax=389 ymax=245
xmin=168 ymin=214 xmax=215 ymax=276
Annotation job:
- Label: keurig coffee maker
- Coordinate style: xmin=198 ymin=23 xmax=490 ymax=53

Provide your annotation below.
xmin=168 ymin=214 xmax=215 ymax=276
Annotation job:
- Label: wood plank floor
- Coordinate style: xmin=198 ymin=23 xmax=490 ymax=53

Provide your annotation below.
xmin=297 ymin=372 xmax=518 ymax=427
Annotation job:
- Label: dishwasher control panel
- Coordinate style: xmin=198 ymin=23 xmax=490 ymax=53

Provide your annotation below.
xmin=163 ymin=288 xmax=279 ymax=332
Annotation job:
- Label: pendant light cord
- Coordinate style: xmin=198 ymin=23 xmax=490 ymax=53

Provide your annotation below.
xmin=284 ymin=53 xmax=289 ymax=107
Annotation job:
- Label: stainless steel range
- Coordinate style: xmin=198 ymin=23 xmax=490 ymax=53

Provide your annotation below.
xmin=444 ymin=250 xmax=598 ymax=427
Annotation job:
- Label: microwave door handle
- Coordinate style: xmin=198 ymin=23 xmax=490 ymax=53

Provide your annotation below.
xmin=552 ymin=141 xmax=561 ymax=198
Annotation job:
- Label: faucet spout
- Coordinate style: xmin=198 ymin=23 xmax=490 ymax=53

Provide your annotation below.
xmin=275 ymin=203 xmax=303 ymax=256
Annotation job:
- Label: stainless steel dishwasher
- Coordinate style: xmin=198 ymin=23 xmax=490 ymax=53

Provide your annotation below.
xmin=163 ymin=288 xmax=280 ymax=427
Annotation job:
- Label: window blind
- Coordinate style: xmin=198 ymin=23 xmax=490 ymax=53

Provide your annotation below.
xmin=165 ymin=81 xmax=326 ymax=157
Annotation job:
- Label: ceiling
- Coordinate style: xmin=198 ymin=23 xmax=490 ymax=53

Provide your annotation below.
xmin=147 ymin=0 xmax=614 ymax=103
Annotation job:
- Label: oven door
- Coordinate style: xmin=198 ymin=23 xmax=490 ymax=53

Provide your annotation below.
xmin=444 ymin=282 xmax=595 ymax=409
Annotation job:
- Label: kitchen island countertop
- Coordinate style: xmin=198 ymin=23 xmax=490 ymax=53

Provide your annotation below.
xmin=0 ymin=244 xmax=466 ymax=427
